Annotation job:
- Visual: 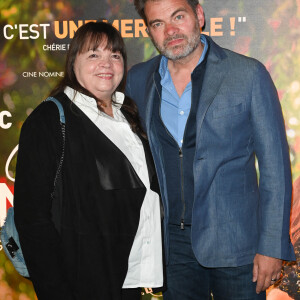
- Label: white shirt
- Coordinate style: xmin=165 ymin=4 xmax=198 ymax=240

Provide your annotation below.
xmin=64 ymin=87 xmax=163 ymax=288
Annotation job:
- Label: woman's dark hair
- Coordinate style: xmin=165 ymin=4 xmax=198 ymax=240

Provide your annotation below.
xmin=50 ymin=21 xmax=146 ymax=138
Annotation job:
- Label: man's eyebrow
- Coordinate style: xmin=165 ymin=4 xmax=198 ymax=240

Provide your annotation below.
xmin=149 ymin=18 xmax=163 ymax=26
xmin=148 ymin=8 xmax=187 ymax=26
xmin=171 ymin=8 xmax=187 ymax=18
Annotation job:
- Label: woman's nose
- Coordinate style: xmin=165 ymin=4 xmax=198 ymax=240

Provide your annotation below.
xmin=98 ymin=57 xmax=112 ymax=68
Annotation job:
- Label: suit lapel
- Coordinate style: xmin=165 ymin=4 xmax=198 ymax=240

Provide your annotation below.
xmin=143 ymin=62 xmax=163 ymax=193
xmin=145 ymin=73 xmax=160 ymax=136
xmin=195 ymin=38 xmax=228 ymax=148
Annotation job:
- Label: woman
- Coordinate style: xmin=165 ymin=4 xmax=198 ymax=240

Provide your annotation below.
xmin=14 ymin=21 xmax=164 ymax=300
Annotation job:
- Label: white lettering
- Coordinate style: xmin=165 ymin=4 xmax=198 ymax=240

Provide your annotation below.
xmin=3 ymin=23 xmax=50 ymax=40
xmin=5 ymin=144 xmax=18 ymax=183
xmin=22 ymin=72 xmax=37 ymax=77
xmin=38 ymin=72 xmax=64 ymax=77
xmin=0 ymin=111 xmax=12 ymax=129
xmin=43 ymin=43 xmax=68 ymax=51
xmin=40 ymin=24 xmax=50 ymax=39
xmin=19 ymin=24 xmax=29 ymax=39
xmin=3 ymin=24 xmax=14 ymax=39
xmin=29 ymin=24 xmax=39 ymax=39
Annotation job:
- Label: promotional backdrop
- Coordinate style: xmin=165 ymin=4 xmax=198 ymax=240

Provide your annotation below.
xmin=0 ymin=0 xmax=299 ymax=299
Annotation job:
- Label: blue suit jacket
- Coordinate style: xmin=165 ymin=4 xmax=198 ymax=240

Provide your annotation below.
xmin=125 ymin=36 xmax=295 ymax=267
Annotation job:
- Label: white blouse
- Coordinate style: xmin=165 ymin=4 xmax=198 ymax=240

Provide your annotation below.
xmin=64 ymin=87 xmax=163 ymax=288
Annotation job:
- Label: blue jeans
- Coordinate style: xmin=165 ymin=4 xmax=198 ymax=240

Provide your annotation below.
xmin=163 ymin=225 xmax=266 ymax=300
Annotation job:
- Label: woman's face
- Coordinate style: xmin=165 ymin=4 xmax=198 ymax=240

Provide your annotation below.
xmin=73 ymin=40 xmax=124 ymax=101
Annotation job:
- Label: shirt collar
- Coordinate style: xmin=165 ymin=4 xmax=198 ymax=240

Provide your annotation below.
xmin=159 ymin=34 xmax=208 ymax=80
xmin=64 ymin=86 xmax=125 ymax=112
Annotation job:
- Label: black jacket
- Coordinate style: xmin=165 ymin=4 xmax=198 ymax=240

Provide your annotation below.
xmin=14 ymin=92 xmax=162 ymax=300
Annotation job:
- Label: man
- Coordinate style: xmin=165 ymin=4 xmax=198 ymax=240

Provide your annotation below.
xmin=125 ymin=0 xmax=296 ymax=298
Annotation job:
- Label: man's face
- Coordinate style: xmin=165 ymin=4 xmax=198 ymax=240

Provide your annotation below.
xmin=145 ymin=0 xmax=205 ymax=61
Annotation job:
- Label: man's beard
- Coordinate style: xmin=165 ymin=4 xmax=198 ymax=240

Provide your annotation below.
xmin=151 ymin=23 xmax=201 ymax=61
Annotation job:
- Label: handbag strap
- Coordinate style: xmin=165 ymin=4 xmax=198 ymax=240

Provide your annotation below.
xmin=44 ymin=97 xmax=66 ymax=232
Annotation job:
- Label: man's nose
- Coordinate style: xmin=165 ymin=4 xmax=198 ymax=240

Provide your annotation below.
xmin=165 ymin=23 xmax=179 ymax=36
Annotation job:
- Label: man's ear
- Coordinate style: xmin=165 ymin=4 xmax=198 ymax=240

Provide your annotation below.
xmin=196 ymin=4 xmax=205 ymax=29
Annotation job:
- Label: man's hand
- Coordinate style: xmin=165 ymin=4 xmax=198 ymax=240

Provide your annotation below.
xmin=252 ymin=254 xmax=282 ymax=294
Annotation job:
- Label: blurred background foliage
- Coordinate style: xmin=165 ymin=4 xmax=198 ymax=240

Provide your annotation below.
xmin=0 ymin=0 xmax=299 ymax=299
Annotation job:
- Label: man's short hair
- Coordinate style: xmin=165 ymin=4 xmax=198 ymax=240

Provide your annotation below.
xmin=134 ymin=0 xmax=200 ymax=25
